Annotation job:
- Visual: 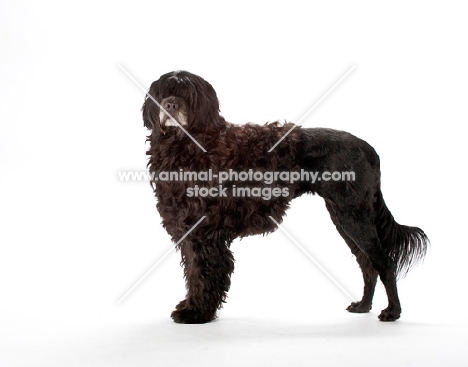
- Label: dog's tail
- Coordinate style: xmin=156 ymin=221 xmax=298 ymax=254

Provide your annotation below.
xmin=374 ymin=188 xmax=429 ymax=278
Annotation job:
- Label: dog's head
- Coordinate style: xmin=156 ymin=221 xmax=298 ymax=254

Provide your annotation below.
xmin=142 ymin=70 xmax=222 ymax=134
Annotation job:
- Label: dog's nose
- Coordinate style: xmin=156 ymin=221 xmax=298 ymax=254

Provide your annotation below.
xmin=164 ymin=101 xmax=178 ymax=112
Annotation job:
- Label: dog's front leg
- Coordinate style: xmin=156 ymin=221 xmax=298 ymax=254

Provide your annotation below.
xmin=171 ymin=239 xmax=235 ymax=324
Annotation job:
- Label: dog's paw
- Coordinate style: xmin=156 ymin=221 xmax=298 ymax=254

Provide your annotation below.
xmin=171 ymin=309 xmax=216 ymax=324
xmin=346 ymin=301 xmax=372 ymax=313
xmin=378 ymin=307 xmax=401 ymax=322
xmin=171 ymin=301 xmax=216 ymax=324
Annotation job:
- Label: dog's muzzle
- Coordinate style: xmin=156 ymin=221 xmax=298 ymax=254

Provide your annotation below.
xmin=159 ymin=97 xmax=188 ymax=127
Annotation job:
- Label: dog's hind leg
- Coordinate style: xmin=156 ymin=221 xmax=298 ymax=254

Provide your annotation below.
xmin=350 ymin=229 xmax=400 ymax=320
xmin=346 ymin=251 xmax=378 ymax=313
xmin=325 ymin=202 xmax=378 ymax=313
xmin=362 ymin=246 xmax=401 ymax=321
xmin=327 ymin=202 xmax=402 ymax=321
xmin=171 ymin=238 xmax=235 ymax=324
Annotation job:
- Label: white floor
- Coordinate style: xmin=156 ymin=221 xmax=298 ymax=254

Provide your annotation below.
xmin=2 ymin=305 xmax=467 ymax=367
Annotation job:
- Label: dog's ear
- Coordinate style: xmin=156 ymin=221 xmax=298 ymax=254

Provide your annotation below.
xmin=142 ymin=86 xmax=159 ymax=129
xmin=189 ymin=75 xmax=223 ymax=132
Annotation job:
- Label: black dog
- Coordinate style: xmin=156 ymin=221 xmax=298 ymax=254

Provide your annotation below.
xmin=142 ymin=70 xmax=428 ymax=323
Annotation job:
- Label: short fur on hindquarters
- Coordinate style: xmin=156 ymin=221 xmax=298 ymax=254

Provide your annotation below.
xmin=142 ymin=70 xmax=429 ymax=323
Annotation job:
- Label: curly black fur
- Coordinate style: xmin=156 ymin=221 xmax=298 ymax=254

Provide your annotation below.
xmin=142 ymin=70 xmax=429 ymax=323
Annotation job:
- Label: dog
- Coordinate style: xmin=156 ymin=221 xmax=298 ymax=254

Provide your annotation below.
xmin=142 ymin=70 xmax=429 ymax=323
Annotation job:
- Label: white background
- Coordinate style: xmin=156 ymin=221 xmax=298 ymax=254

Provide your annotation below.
xmin=1 ymin=0 xmax=467 ymax=366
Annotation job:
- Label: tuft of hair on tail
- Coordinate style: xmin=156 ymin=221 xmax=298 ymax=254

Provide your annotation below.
xmin=374 ymin=189 xmax=430 ymax=278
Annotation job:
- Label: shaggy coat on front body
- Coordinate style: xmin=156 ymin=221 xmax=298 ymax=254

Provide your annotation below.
xmin=142 ymin=70 xmax=429 ymax=324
